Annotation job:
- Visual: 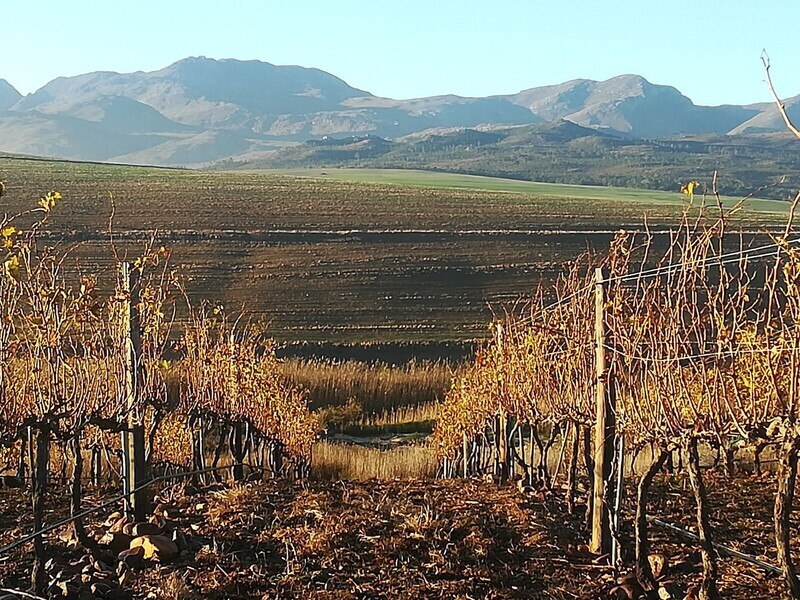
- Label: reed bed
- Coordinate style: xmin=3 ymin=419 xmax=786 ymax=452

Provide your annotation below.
xmin=311 ymin=441 xmax=437 ymax=481
xmin=355 ymin=402 xmax=439 ymax=428
xmin=280 ymin=358 xmax=458 ymax=412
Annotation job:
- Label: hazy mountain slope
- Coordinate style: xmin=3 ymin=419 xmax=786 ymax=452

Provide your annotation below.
xmin=0 ymin=111 xmax=171 ymax=161
xmin=109 ymin=129 xmax=256 ymax=165
xmin=729 ymin=95 xmax=800 ymax=134
xmin=29 ymin=95 xmax=196 ymax=134
xmin=0 ymin=80 xmax=21 ymax=111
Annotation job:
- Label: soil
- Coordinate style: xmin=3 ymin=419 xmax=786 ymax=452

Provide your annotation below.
xmin=0 ymin=471 xmax=795 ymax=599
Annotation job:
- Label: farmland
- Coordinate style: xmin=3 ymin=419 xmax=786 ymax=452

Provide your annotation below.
xmin=4 ymin=157 xmax=800 ymax=599
xmin=0 ymin=158 xmax=788 ymax=343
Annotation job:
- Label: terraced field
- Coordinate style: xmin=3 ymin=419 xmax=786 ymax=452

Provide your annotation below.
xmin=1 ymin=158 xmax=788 ymax=341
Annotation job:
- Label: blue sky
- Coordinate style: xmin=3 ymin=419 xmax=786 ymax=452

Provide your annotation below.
xmin=3 ymin=1 xmax=799 ymax=106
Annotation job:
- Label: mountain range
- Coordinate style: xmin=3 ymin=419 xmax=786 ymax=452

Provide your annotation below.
xmin=0 ymin=57 xmax=799 ymax=169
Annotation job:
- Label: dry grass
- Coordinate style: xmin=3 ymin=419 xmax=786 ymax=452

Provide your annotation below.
xmin=158 ymin=572 xmax=199 ymax=600
xmin=280 ymin=358 xmax=457 ymax=412
xmin=311 ymin=441 xmax=437 ymax=480
xmin=317 ymin=399 xmax=440 ymax=435
xmin=355 ymin=402 xmax=439 ymax=428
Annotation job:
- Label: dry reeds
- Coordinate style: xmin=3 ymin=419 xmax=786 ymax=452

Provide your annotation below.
xmin=280 ymin=358 xmax=458 ymax=412
xmin=312 ymin=441 xmax=437 ymax=481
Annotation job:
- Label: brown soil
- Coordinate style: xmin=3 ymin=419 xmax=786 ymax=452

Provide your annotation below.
xmin=0 ymin=472 xmax=794 ymax=599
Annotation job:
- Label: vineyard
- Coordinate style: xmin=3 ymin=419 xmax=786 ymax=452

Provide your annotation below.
xmin=432 ymin=182 xmax=800 ymax=598
xmin=0 ymin=188 xmax=320 ymax=596
xmin=3 ymin=157 xmax=800 ymax=598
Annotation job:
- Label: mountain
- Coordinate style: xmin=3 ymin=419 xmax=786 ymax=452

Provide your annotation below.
xmin=729 ymin=95 xmax=800 ymax=134
xmin=12 ymin=57 xmax=370 ymax=128
xmin=0 ymin=80 xmax=21 ymax=111
xmin=0 ymin=58 xmax=797 ymax=167
xmin=507 ymin=75 xmax=758 ymax=138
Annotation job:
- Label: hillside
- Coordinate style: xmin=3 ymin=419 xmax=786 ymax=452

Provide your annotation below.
xmin=1 ymin=57 xmax=799 ymax=169
xmin=233 ymin=121 xmax=800 ymax=199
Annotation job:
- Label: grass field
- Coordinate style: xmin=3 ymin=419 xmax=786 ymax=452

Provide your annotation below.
xmin=1 ymin=157 xmax=789 ymax=343
xmin=256 ymin=167 xmax=793 ymax=214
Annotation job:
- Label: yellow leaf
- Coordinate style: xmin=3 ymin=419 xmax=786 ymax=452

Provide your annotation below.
xmin=3 ymin=255 xmax=22 ymax=281
xmin=38 ymin=191 xmax=62 ymax=212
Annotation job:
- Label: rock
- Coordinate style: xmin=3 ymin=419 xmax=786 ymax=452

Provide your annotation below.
xmin=77 ymin=588 xmax=94 ymax=600
xmin=608 ymin=583 xmax=640 ymax=599
xmin=684 ymin=585 xmax=700 ymax=600
xmin=1 ymin=475 xmax=23 ymax=488
xmin=118 ymin=568 xmax=132 ymax=587
xmin=57 ymin=527 xmax=78 ymax=548
xmin=0 ymin=594 xmax=21 ymax=600
xmin=148 ymin=514 xmax=168 ymax=530
xmin=93 ymin=559 xmax=114 ymax=573
xmin=55 ymin=569 xmax=76 ymax=581
xmin=118 ymin=546 xmax=145 ymax=569
xmin=610 ymin=573 xmax=644 ymax=599
xmin=131 ymin=522 xmax=162 ymax=537
xmin=104 ymin=511 xmax=123 ymax=527
xmin=129 ymin=535 xmax=179 ymax=562
xmin=648 ymin=552 xmax=669 ymax=580
xmin=54 ymin=573 xmax=82 ymax=588
xmin=94 ymin=569 xmax=116 ymax=581
xmin=108 ymin=516 xmax=129 ymax=534
xmin=90 ymin=581 xmax=115 ymax=596
xmin=658 ymin=582 xmax=685 ymax=599
xmin=172 ymin=529 xmax=189 ymax=551
xmin=100 ymin=531 xmax=133 ymax=554
xmin=55 ymin=580 xmax=80 ymax=599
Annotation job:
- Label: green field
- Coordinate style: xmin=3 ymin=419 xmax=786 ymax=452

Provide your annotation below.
xmin=254 ymin=167 xmax=793 ymax=214
xmin=1 ymin=158 xmax=790 ymax=342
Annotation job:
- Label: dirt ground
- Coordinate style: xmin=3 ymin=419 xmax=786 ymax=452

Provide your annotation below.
xmin=0 ymin=471 xmax=795 ymax=599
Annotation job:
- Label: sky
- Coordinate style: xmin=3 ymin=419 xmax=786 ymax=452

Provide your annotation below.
xmin=2 ymin=1 xmax=799 ymax=106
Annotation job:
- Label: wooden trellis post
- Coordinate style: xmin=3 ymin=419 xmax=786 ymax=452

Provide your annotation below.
xmin=462 ymin=433 xmax=470 ymax=478
xmin=121 ymin=262 xmax=148 ymax=521
xmin=590 ymin=267 xmax=616 ymax=556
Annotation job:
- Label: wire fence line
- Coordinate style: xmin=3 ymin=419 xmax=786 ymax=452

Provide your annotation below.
xmin=602 ymin=343 xmax=800 ymax=365
xmin=512 ymin=235 xmax=799 ymax=330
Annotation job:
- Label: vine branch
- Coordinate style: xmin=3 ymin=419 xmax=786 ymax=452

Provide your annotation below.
xmin=762 ymin=51 xmax=800 ymax=141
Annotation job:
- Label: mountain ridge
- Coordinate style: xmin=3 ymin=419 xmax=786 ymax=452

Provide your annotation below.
xmin=0 ymin=57 xmax=798 ymax=167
